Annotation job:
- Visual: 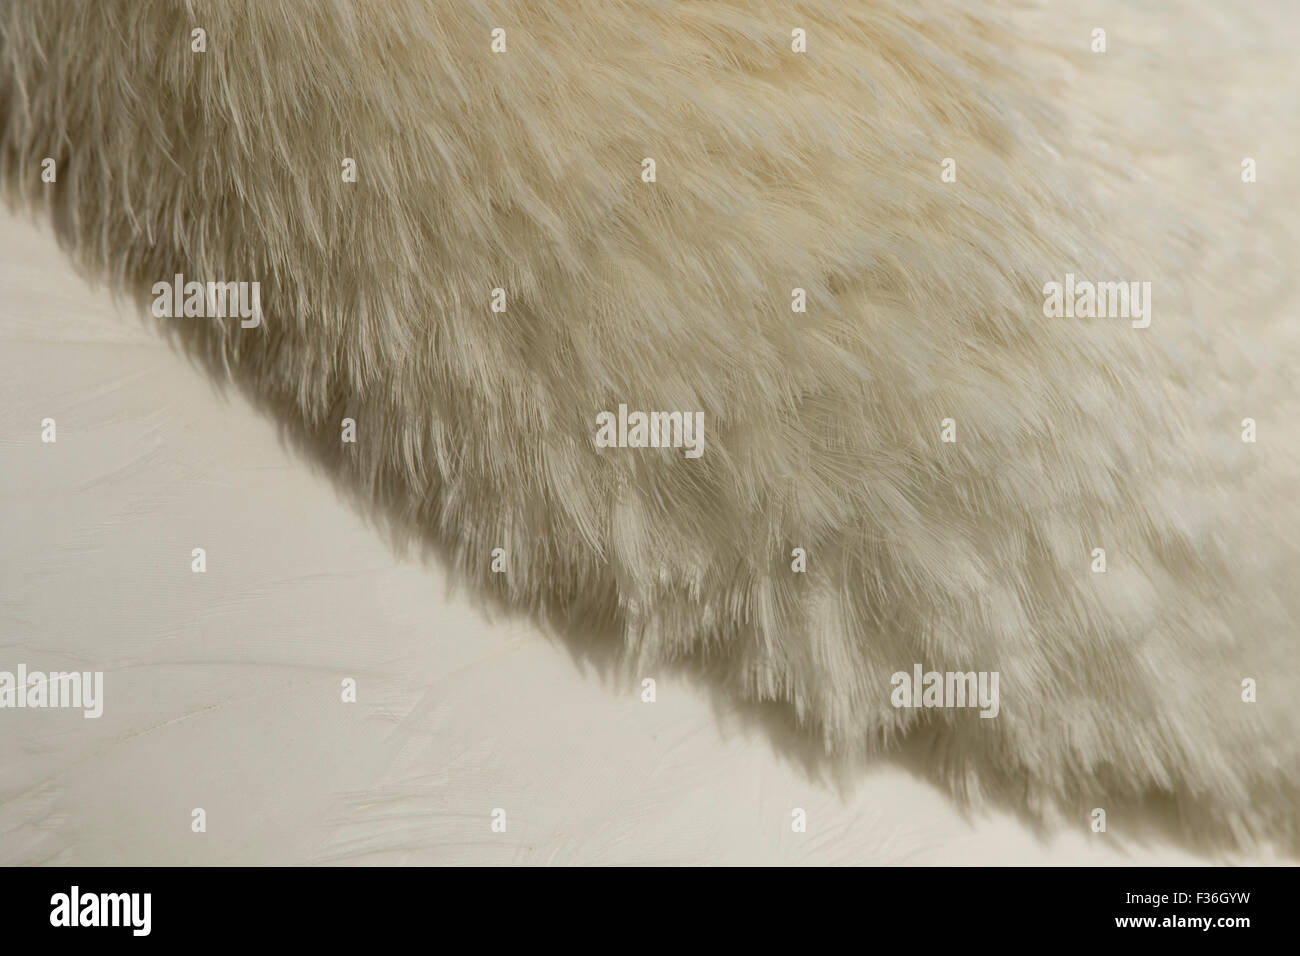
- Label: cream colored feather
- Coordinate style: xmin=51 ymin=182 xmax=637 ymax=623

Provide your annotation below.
xmin=2 ymin=0 xmax=1296 ymax=850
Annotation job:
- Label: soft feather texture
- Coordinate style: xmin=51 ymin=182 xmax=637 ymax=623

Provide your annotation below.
xmin=2 ymin=0 xmax=1297 ymax=850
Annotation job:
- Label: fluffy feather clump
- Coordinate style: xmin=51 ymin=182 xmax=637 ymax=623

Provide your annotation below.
xmin=2 ymin=0 xmax=1297 ymax=849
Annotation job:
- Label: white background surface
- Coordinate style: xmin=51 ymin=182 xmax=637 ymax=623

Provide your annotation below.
xmin=0 ymin=210 xmax=1279 ymax=865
